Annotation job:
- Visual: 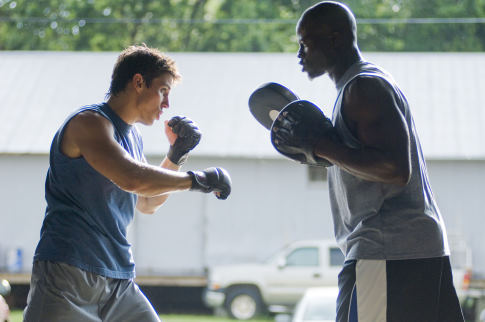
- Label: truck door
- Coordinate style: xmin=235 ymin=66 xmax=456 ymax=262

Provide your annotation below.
xmin=264 ymin=246 xmax=324 ymax=305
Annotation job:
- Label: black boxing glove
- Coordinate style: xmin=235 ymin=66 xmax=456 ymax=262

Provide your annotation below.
xmin=167 ymin=116 xmax=202 ymax=165
xmin=187 ymin=167 xmax=232 ymax=200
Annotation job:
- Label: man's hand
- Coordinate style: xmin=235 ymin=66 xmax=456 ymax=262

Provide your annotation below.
xmin=271 ymin=100 xmax=337 ymax=167
xmin=187 ymin=167 xmax=232 ymax=200
xmin=166 ymin=116 xmax=201 ymax=165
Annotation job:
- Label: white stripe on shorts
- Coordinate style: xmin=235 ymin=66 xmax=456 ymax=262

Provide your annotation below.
xmin=355 ymin=259 xmax=387 ymax=322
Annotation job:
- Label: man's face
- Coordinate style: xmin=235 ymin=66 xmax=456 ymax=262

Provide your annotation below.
xmin=136 ymin=72 xmax=174 ymax=125
xmin=297 ymin=24 xmax=335 ymax=80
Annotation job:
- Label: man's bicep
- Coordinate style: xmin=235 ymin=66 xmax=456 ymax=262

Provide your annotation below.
xmin=69 ymin=113 xmax=138 ymax=185
xmin=344 ymin=77 xmax=409 ymax=150
xmin=358 ymin=104 xmax=408 ymax=152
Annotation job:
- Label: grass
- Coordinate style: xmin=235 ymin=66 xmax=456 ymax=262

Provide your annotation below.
xmin=9 ymin=311 xmax=22 ymax=322
xmin=161 ymin=315 xmax=272 ymax=322
xmin=10 ymin=310 xmax=273 ymax=322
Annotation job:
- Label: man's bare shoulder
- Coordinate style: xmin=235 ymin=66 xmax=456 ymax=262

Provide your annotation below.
xmin=343 ymin=75 xmax=396 ymax=116
xmin=61 ymin=110 xmax=113 ymax=157
xmin=345 ymin=75 xmax=392 ymax=102
xmin=69 ymin=110 xmax=111 ymax=130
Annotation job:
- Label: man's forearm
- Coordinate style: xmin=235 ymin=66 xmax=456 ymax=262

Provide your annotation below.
xmin=136 ymin=156 xmax=184 ymax=214
xmin=315 ymin=140 xmax=410 ymax=185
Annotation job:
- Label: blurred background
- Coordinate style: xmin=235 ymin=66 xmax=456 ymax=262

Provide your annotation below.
xmin=1 ymin=0 xmax=485 ymax=321
xmin=0 ymin=0 xmax=484 ymax=52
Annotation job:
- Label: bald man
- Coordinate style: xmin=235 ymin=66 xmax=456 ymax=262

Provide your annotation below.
xmin=285 ymin=2 xmax=464 ymax=321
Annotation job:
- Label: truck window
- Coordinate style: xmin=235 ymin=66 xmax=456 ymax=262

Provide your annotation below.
xmin=286 ymin=247 xmax=319 ymax=267
xmin=329 ymin=247 xmax=345 ymax=267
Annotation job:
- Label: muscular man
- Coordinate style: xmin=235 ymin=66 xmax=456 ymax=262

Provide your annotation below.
xmin=275 ymin=2 xmax=464 ymax=321
xmin=23 ymin=45 xmax=231 ymax=321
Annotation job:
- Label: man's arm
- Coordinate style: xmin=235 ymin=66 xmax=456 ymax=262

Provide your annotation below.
xmin=135 ymin=116 xmax=203 ymax=214
xmin=61 ymin=111 xmax=192 ymax=197
xmin=136 ymin=156 xmax=180 ymax=214
xmin=314 ymin=76 xmax=411 ymax=185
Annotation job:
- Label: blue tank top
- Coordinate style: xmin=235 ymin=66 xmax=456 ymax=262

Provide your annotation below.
xmin=34 ymin=103 xmax=144 ymax=279
xmin=328 ymin=61 xmax=449 ymax=261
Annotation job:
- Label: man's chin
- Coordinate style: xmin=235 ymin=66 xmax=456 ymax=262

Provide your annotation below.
xmin=305 ymin=69 xmax=325 ymax=80
xmin=139 ymin=119 xmax=156 ymax=126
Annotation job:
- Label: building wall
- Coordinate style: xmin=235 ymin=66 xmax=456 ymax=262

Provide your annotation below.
xmin=0 ymin=155 xmax=483 ymax=277
xmin=426 ymin=160 xmax=485 ymax=276
xmin=0 ymin=155 xmax=47 ymax=272
xmin=132 ymin=156 xmax=335 ymax=276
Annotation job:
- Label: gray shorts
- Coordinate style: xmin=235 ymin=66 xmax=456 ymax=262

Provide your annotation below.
xmin=23 ymin=261 xmax=160 ymax=322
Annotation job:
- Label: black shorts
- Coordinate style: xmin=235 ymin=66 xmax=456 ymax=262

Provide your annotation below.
xmin=336 ymin=256 xmax=464 ymax=322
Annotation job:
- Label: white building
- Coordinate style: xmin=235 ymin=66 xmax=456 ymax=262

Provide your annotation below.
xmin=0 ymin=51 xmax=484 ymax=280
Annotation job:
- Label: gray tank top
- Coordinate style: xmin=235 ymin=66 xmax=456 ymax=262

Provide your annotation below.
xmin=328 ymin=61 xmax=449 ymax=260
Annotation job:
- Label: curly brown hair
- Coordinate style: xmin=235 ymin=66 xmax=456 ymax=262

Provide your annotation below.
xmin=107 ymin=44 xmax=181 ymax=97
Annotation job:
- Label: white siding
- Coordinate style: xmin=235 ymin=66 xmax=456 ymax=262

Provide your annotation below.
xmin=1 ymin=51 xmax=484 ymax=278
xmin=0 ymin=155 xmax=484 ymax=276
xmin=1 ymin=52 xmax=484 ymax=159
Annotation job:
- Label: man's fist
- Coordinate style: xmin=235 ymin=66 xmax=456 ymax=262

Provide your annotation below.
xmin=167 ymin=116 xmax=201 ymax=165
xmin=187 ymin=167 xmax=232 ymax=200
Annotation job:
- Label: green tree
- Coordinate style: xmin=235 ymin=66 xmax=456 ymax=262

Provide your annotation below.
xmin=0 ymin=0 xmax=484 ymax=52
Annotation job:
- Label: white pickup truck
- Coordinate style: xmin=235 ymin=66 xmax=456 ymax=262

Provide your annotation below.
xmin=203 ymin=239 xmax=344 ymax=320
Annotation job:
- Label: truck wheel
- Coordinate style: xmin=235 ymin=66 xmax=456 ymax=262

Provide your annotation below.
xmin=225 ymin=286 xmax=264 ymax=320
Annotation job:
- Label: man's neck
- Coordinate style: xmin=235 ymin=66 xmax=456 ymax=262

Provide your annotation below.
xmin=106 ymin=93 xmax=137 ymax=125
xmin=329 ymin=47 xmax=363 ymax=85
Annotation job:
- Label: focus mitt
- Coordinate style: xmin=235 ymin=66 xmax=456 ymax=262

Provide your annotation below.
xmin=248 ymin=82 xmax=299 ymax=130
xmin=270 ymin=100 xmax=339 ymax=167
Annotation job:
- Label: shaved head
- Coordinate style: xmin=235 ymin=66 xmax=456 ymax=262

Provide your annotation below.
xmin=297 ymin=1 xmax=357 ymax=48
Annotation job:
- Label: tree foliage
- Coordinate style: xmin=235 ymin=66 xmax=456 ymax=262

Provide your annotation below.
xmin=0 ymin=0 xmax=484 ymax=52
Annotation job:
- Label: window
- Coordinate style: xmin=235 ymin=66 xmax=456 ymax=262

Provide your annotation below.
xmin=286 ymin=247 xmax=319 ymax=267
xmin=329 ymin=247 xmax=345 ymax=267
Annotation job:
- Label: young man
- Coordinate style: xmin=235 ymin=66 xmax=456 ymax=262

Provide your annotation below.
xmin=23 ymin=45 xmax=231 ymax=321
xmin=273 ymin=2 xmax=464 ymax=321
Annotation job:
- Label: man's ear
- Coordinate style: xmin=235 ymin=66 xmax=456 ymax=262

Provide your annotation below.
xmin=132 ymin=73 xmax=144 ymax=93
xmin=330 ymin=31 xmax=343 ymax=48
xmin=331 ymin=31 xmax=353 ymax=50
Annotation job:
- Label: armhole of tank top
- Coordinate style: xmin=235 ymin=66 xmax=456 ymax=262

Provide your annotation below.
xmin=54 ymin=107 xmax=111 ymax=161
xmin=343 ymin=72 xmax=403 ymax=116
xmin=337 ymin=75 xmax=366 ymax=148
xmin=342 ymin=72 xmax=408 ymax=150
xmin=132 ymin=125 xmax=144 ymax=155
xmin=358 ymin=73 xmax=407 ymax=117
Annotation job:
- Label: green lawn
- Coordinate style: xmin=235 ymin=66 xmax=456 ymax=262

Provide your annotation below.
xmin=161 ymin=315 xmax=272 ymax=322
xmin=9 ymin=311 xmax=23 ymax=322
xmin=10 ymin=310 xmax=273 ymax=322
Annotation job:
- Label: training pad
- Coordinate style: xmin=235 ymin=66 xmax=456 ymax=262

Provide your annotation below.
xmin=270 ymin=100 xmax=335 ymax=167
xmin=248 ymin=82 xmax=299 ymax=130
